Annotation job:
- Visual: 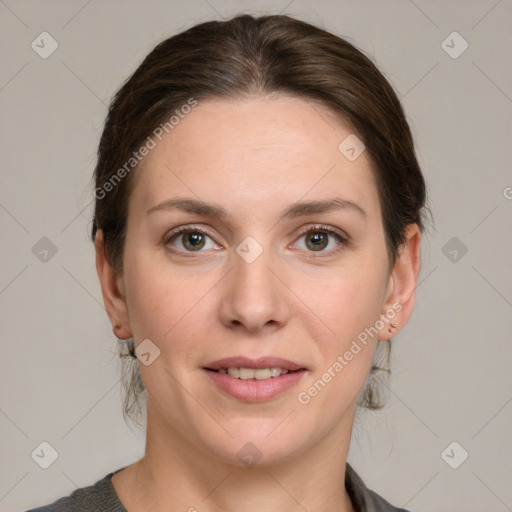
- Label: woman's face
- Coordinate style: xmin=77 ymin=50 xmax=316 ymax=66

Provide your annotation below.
xmin=98 ymin=95 xmax=420 ymax=466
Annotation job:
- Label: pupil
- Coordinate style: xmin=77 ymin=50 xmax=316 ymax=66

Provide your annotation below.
xmin=307 ymin=232 xmax=327 ymax=251
xmin=184 ymin=232 xmax=205 ymax=250
xmin=189 ymin=233 xmax=202 ymax=245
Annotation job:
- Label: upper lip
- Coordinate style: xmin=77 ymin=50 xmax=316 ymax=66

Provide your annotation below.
xmin=204 ymin=356 xmax=306 ymax=371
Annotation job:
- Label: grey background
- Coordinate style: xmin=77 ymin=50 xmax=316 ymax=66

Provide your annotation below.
xmin=1 ymin=1 xmax=511 ymax=511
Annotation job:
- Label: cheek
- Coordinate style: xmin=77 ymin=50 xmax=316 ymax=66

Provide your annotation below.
xmin=295 ymin=263 xmax=388 ymax=344
xmin=124 ymin=254 xmax=219 ymax=358
xmin=290 ymin=257 xmax=389 ymax=403
xmin=294 ymin=276 xmax=384 ymax=413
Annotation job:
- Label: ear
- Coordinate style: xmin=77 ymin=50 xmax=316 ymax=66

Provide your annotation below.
xmin=378 ymin=224 xmax=421 ymax=340
xmin=95 ymin=230 xmax=132 ymax=340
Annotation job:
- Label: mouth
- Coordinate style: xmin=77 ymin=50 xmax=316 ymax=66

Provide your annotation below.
xmin=203 ymin=356 xmax=307 ymax=402
xmin=210 ymin=367 xmax=295 ymax=380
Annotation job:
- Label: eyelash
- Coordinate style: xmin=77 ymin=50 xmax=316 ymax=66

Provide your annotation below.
xmin=164 ymin=224 xmax=348 ymax=256
xmin=164 ymin=225 xmax=219 ymax=254
xmin=293 ymin=224 xmax=348 ymax=257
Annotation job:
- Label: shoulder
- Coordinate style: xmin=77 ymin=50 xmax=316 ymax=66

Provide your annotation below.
xmin=346 ymin=463 xmax=411 ymax=512
xmin=25 ymin=469 xmax=126 ymax=512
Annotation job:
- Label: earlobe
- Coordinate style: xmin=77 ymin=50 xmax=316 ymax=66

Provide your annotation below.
xmin=95 ymin=230 xmax=132 ymax=340
xmin=378 ymin=224 xmax=421 ymax=340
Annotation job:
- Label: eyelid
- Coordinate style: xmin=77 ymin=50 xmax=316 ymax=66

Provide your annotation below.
xmin=164 ymin=225 xmax=223 ymax=250
xmin=290 ymin=224 xmax=349 ymax=255
xmin=163 ymin=223 xmax=349 ymax=255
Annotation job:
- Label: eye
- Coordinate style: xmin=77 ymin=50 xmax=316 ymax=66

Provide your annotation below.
xmin=166 ymin=227 xmax=221 ymax=252
xmin=291 ymin=225 xmax=346 ymax=255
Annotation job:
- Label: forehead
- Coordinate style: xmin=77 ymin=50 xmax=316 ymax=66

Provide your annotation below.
xmin=131 ymin=95 xmax=380 ymax=221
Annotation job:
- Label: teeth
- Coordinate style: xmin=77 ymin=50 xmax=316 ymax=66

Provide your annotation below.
xmin=222 ymin=367 xmax=290 ymax=380
xmin=239 ymin=368 xmax=255 ymax=380
xmin=227 ymin=367 xmax=239 ymax=378
xmin=269 ymin=367 xmax=281 ymax=377
xmin=254 ymin=369 xmax=271 ymax=380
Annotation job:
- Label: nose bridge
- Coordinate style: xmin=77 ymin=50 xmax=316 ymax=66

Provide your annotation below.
xmin=220 ymin=241 xmax=289 ymax=331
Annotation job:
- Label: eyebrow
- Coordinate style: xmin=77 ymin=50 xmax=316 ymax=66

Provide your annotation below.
xmin=282 ymin=198 xmax=367 ymax=221
xmin=146 ymin=198 xmax=227 ymax=218
xmin=146 ymin=197 xmax=367 ymax=221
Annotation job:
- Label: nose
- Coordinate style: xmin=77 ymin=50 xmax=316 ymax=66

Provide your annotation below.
xmin=219 ymin=248 xmax=291 ymax=333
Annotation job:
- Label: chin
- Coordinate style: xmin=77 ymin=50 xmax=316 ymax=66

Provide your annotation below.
xmin=194 ymin=420 xmax=312 ymax=469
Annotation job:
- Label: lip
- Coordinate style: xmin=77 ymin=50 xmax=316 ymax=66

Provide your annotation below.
xmin=203 ymin=356 xmax=308 ymax=403
xmin=204 ymin=356 xmax=306 ymax=372
xmin=204 ymin=369 xmax=307 ymax=402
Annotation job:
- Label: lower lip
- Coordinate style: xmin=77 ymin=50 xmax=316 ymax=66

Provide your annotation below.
xmin=204 ymin=369 xmax=306 ymax=402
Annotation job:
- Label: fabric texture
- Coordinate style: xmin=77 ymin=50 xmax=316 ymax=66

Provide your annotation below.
xmin=26 ymin=463 xmax=410 ymax=511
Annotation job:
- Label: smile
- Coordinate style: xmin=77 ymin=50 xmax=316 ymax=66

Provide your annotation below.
xmin=218 ymin=367 xmax=290 ymax=380
xmin=203 ymin=356 xmax=307 ymax=402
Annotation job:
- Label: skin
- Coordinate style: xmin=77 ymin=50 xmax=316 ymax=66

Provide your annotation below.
xmin=95 ymin=94 xmax=421 ymax=511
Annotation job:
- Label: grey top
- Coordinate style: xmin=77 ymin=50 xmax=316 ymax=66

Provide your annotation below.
xmin=26 ymin=463 xmax=410 ymax=511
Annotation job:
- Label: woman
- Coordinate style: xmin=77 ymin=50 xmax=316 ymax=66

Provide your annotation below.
xmin=29 ymin=13 xmax=426 ymax=512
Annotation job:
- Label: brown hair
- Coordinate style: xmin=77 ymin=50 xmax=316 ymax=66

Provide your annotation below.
xmin=91 ymin=14 xmax=428 ymax=426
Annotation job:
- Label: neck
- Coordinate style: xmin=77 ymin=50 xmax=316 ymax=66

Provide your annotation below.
xmin=113 ymin=410 xmax=356 ymax=512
